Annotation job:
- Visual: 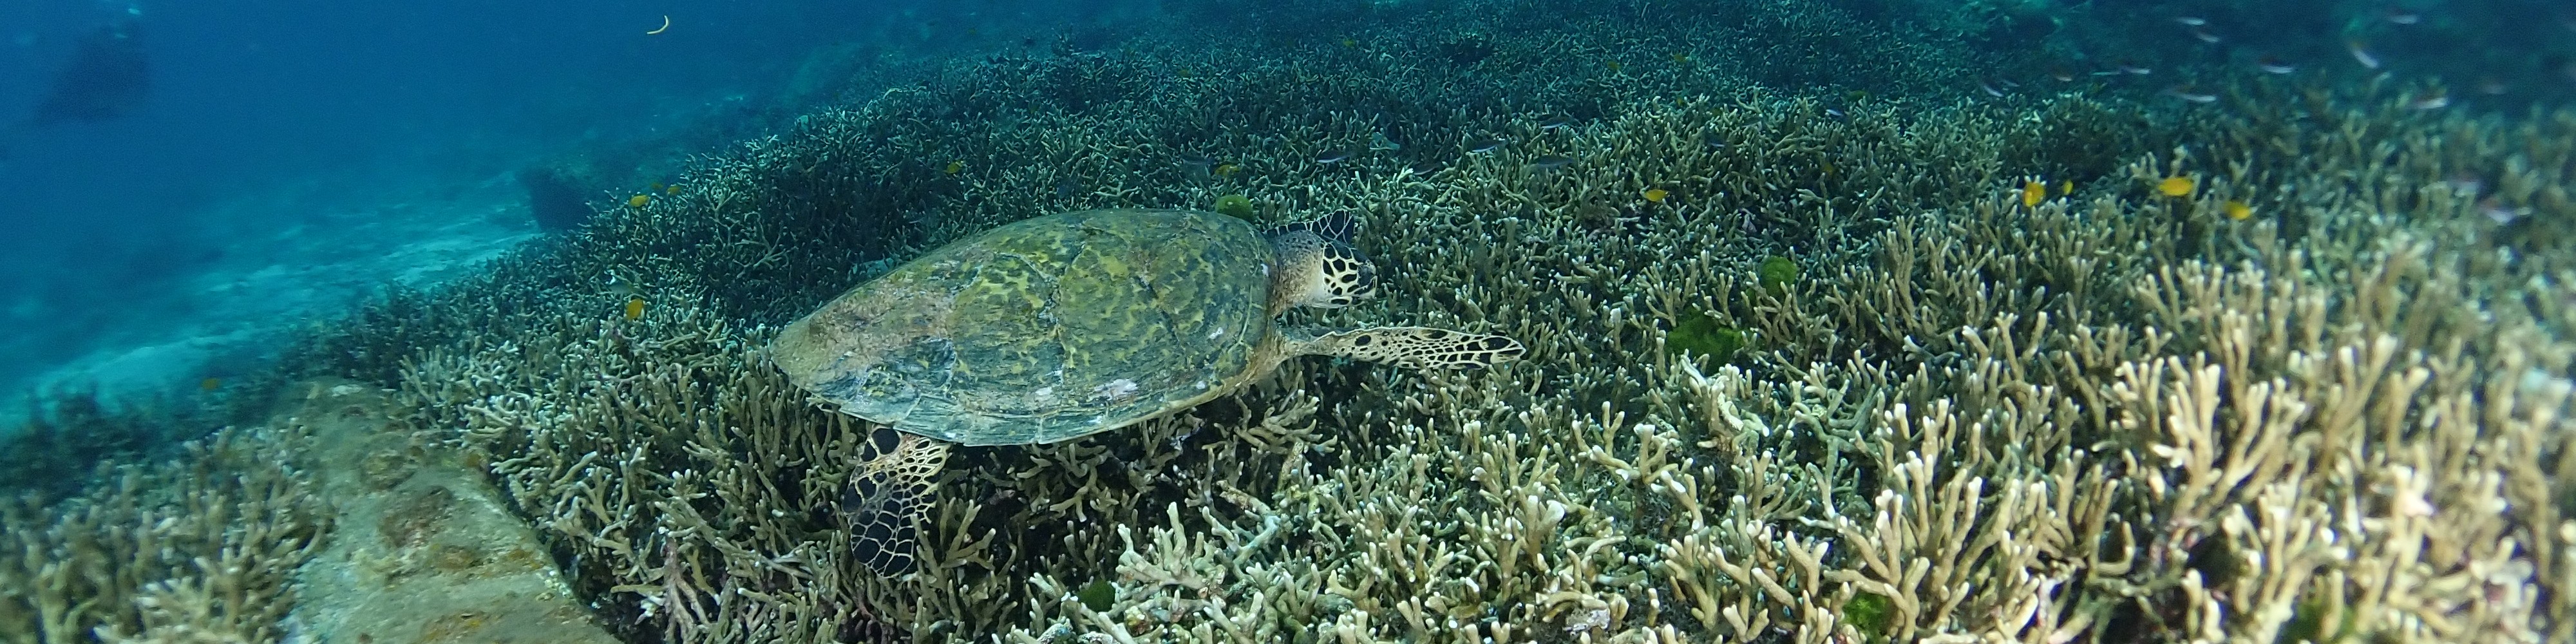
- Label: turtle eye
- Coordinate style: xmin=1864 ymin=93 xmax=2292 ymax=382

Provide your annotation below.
xmin=1306 ymin=246 xmax=1376 ymax=307
xmin=1342 ymin=261 xmax=1378 ymax=298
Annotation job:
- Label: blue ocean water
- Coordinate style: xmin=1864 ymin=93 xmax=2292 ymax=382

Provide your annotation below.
xmin=0 ymin=1 xmax=1149 ymax=420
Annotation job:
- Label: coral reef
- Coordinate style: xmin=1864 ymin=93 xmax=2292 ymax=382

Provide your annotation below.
xmin=0 ymin=393 xmax=188 ymax=500
xmin=0 ymin=3 xmax=2525 ymax=644
xmin=120 ymin=1 xmax=2575 ymax=643
xmin=0 ymin=378 xmax=616 ymax=644
xmin=327 ymin=43 xmax=2576 ymax=644
xmin=0 ymin=419 xmax=324 ymax=643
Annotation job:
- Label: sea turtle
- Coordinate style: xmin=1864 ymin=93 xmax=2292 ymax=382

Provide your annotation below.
xmin=768 ymin=207 xmax=1524 ymax=575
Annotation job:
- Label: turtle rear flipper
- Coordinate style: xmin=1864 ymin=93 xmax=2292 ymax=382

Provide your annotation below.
xmin=1290 ymin=327 xmax=1526 ymax=370
xmin=842 ymin=427 xmax=951 ymax=576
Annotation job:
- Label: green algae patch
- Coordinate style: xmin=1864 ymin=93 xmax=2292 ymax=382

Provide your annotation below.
xmin=1213 ymin=194 xmax=1256 ymax=220
xmin=2277 ymin=594 xmax=2357 ymax=644
xmin=1665 ymin=312 xmax=1745 ymax=364
xmin=1077 ymin=580 xmax=1116 ymax=612
xmin=1842 ymin=592 xmax=1895 ymax=643
xmin=1757 ymin=256 xmax=1801 ymax=295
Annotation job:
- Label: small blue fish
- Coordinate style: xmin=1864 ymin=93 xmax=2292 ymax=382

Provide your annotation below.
xmin=1539 ymin=115 xmax=1575 ymax=130
xmin=2346 ymin=40 xmax=2381 ymax=70
xmin=1465 ymin=138 xmax=1507 ymax=154
xmin=1528 ymin=155 xmax=1576 ymax=170
xmin=1316 ymin=149 xmax=1355 ymax=164
xmin=2162 ymin=86 xmax=2217 ymax=103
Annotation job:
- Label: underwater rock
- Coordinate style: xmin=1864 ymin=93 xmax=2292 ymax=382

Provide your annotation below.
xmin=518 ymin=165 xmax=600 ymax=232
xmin=285 ymin=379 xmax=615 ymax=644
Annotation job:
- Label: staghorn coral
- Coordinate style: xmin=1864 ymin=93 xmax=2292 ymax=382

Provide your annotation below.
xmin=0 ymin=422 xmax=326 ymax=644
xmin=28 ymin=4 xmax=2574 ymax=644
xmin=281 ymin=4 xmax=2573 ymax=644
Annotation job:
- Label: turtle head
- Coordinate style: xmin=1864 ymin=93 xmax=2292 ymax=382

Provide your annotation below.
xmin=1266 ymin=211 xmax=1378 ymax=311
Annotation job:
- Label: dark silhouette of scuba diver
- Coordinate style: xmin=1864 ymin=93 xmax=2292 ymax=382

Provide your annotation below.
xmin=1 ymin=20 xmax=149 ymax=159
xmin=34 ymin=21 xmax=151 ymax=126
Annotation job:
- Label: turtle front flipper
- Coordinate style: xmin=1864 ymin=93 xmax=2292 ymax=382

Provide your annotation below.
xmin=842 ymin=427 xmax=952 ymax=576
xmin=1287 ymin=326 xmax=1526 ymax=370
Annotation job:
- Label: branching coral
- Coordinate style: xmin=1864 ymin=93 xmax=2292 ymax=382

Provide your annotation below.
xmin=0 ymin=424 xmax=325 ymax=644
xmin=279 ymin=5 xmax=2575 ymax=643
xmin=12 ymin=3 xmax=2571 ymax=644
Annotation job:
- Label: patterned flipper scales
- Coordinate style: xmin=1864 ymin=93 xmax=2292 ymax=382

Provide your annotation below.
xmin=842 ymin=427 xmax=952 ymax=576
xmin=1292 ymin=326 xmax=1526 ymax=370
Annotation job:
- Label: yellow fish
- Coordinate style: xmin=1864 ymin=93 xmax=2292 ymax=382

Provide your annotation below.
xmin=624 ymin=296 xmax=647 ymax=321
xmin=649 ymin=182 xmax=665 ymax=191
xmin=1671 ymin=52 xmax=1689 ymax=63
xmin=1606 ymin=60 xmax=1623 ymax=72
xmin=2224 ymin=200 xmax=2253 ymax=220
xmin=1340 ymin=38 xmax=1357 ymax=48
xmin=627 ymin=194 xmax=652 ymax=208
xmin=1213 ymin=163 xmax=1240 ymax=178
xmin=665 ymin=185 xmax=681 ymax=195
xmin=199 ymin=377 xmax=222 ymax=392
xmin=2057 ymin=180 xmax=2073 ymax=196
xmin=2157 ymin=175 xmax=2195 ymax=197
xmin=2020 ymin=180 xmax=2047 ymax=208
xmin=944 ymin=160 xmax=965 ymax=175
xmin=1643 ymin=188 xmax=1669 ymax=203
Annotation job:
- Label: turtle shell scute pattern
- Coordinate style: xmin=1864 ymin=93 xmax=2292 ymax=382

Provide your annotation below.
xmin=770 ymin=209 xmax=1274 ymax=446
